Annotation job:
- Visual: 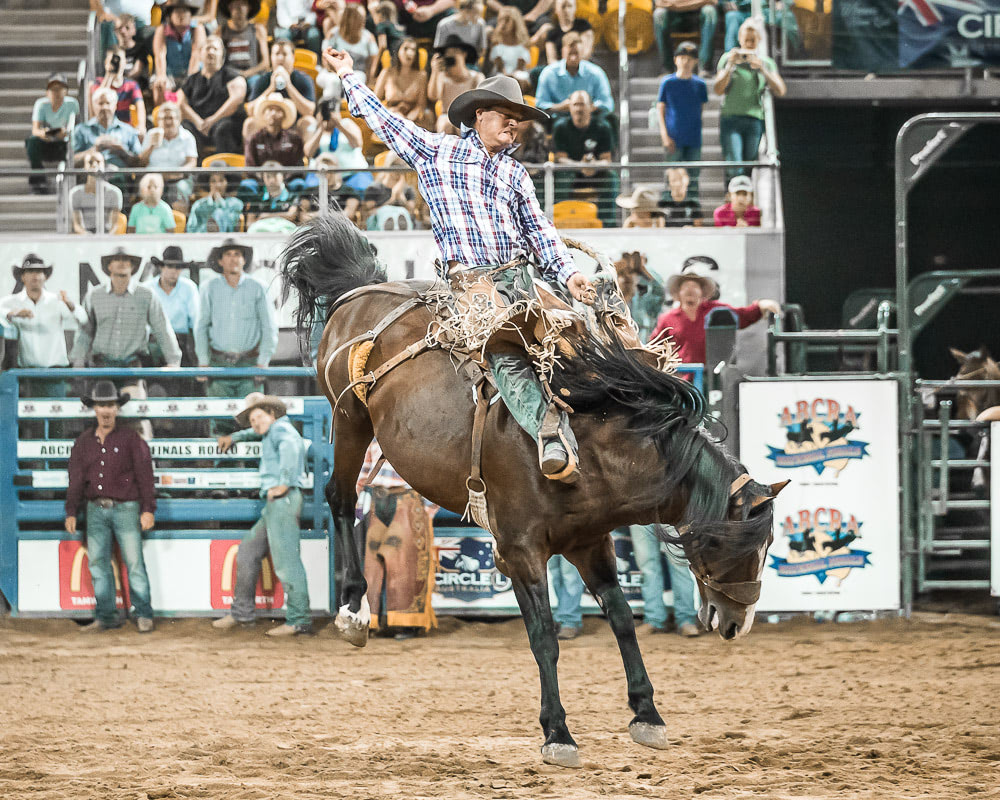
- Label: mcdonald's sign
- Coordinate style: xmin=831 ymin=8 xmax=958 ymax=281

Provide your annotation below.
xmin=209 ymin=540 xmax=285 ymax=610
xmin=58 ymin=540 xmax=129 ymax=611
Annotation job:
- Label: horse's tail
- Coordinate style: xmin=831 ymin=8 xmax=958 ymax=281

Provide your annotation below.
xmin=278 ymin=211 xmax=387 ymax=357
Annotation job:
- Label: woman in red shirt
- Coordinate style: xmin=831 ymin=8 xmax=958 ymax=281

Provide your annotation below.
xmin=649 ymin=266 xmax=780 ymax=364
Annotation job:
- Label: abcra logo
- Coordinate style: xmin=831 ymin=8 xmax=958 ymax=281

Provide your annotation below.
xmin=769 ymin=507 xmax=871 ymax=585
xmin=767 ymin=398 xmax=870 ymax=476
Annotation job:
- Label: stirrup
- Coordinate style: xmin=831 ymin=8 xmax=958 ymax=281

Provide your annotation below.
xmin=537 ymin=433 xmax=580 ymax=484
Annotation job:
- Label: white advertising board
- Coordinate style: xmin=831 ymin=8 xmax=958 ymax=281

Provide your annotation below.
xmin=992 ymin=422 xmax=999 ymax=598
xmin=739 ymin=380 xmax=901 ymax=612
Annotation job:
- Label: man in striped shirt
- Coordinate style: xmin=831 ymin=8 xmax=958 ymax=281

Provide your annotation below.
xmin=324 ymin=47 xmax=593 ymax=482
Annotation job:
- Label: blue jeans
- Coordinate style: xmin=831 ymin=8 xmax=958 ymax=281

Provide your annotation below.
xmin=547 ymin=555 xmax=584 ymax=629
xmin=234 ymin=489 xmax=311 ymax=628
xmin=667 ymin=144 xmax=702 ymax=200
xmin=85 ymin=500 xmax=153 ymax=626
xmin=629 ymin=525 xmax=667 ymax=629
xmin=653 ymin=6 xmax=718 ymax=71
xmin=663 ymin=534 xmax=699 ymax=628
xmin=719 ymin=114 xmax=764 ymax=179
xmin=724 ymin=9 xmax=751 ymax=52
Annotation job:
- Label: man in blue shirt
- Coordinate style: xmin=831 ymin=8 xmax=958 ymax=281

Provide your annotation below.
xmin=214 ymin=393 xmax=313 ymax=636
xmin=535 ymin=31 xmax=614 ymax=115
xmin=656 ymin=40 xmax=707 ymax=198
xmin=142 ymin=246 xmax=200 ymax=365
xmin=26 ymin=73 xmax=80 ymax=194
xmin=71 ymin=87 xmax=140 ymax=192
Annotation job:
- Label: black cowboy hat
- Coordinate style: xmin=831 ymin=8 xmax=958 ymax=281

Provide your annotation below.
xmin=162 ymin=0 xmax=202 ymax=14
xmin=150 ymin=245 xmax=193 ymax=272
xmin=448 ymin=74 xmax=548 ymax=130
xmin=101 ymin=248 xmax=142 ymax=276
xmin=362 ymin=181 xmax=392 ymax=207
xmin=207 ymin=238 xmax=253 ymax=272
xmin=11 ymin=253 xmax=53 ymax=281
xmin=220 ymin=0 xmax=262 ymax=19
xmin=82 ymin=380 xmax=130 ymax=408
xmin=434 ymin=34 xmax=479 ymax=69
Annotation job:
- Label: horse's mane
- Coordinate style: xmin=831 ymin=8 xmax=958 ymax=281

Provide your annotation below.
xmin=552 ymin=335 xmax=773 ymax=560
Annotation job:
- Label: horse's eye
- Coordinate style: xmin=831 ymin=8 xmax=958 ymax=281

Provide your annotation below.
xmin=637 ymin=285 xmax=648 ymax=295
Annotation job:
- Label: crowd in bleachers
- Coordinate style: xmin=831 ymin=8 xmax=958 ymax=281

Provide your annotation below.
xmin=26 ymin=0 xmax=785 ymax=232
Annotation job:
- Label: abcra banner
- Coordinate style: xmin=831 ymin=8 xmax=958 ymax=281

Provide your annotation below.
xmin=739 ymin=380 xmax=901 ymax=612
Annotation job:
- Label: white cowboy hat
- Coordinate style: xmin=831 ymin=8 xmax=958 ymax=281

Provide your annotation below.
xmin=254 ymin=92 xmax=297 ymax=129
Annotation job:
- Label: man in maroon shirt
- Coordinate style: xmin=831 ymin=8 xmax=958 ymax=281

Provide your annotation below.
xmin=65 ymin=381 xmax=157 ymax=633
xmin=649 ymin=266 xmax=780 ymax=364
xmin=244 ymin=93 xmax=304 ymax=168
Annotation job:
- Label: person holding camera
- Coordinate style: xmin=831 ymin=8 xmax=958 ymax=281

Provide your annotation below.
xmin=713 ymin=19 xmax=785 ymax=179
xmin=25 ymin=73 xmax=79 ymax=194
xmin=92 ymin=47 xmax=147 ymax=138
xmin=274 ymin=0 xmax=323 ymax=55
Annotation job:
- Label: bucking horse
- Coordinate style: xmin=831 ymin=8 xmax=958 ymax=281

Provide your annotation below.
xmin=279 ymin=213 xmax=786 ymax=768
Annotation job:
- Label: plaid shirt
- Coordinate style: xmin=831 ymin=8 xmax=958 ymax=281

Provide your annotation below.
xmin=341 ymin=72 xmax=578 ymax=285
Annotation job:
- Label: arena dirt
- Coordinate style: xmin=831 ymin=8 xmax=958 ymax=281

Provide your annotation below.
xmin=1 ymin=613 xmax=998 ymax=799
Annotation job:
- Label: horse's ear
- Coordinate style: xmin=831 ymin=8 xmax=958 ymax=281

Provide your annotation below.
xmin=950 ymin=347 xmax=969 ymax=363
xmin=769 ymin=479 xmax=791 ymax=496
xmin=749 ymin=480 xmax=789 ymax=510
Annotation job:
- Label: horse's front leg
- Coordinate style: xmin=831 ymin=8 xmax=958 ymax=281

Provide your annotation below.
xmin=505 ymin=545 xmax=581 ymax=768
xmin=568 ymin=535 xmax=669 ymax=750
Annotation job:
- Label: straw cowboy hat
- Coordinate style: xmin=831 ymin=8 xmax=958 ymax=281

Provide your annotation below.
xmin=149 ymin=245 xmax=193 ymax=272
xmin=235 ymin=391 xmax=287 ymax=428
xmin=448 ymin=74 xmax=549 ymax=130
xmin=666 ymin=265 xmax=719 ymax=300
xmin=207 ymin=238 xmax=254 ymax=272
xmin=254 ymin=92 xmax=297 ymax=129
xmin=615 ymin=187 xmax=662 ymax=212
xmin=11 ymin=253 xmax=53 ymax=281
xmin=82 ymin=380 xmax=130 ymax=407
xmin=101 ymin=247 xmax=142 ymax=275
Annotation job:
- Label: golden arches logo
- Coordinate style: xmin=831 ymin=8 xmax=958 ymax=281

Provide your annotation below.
xmin=220 ymin=544 xmax=275 ymax=592
xmin=69 ymin=545 xmax=123 ymax=592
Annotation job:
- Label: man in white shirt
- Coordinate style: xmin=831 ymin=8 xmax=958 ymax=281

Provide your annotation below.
xmin=0 ymin=254 xmax=88 ymax=397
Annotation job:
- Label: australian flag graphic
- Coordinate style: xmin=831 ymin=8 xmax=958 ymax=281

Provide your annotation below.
xmin=899 ymin=0 xmax=1000 ymax=68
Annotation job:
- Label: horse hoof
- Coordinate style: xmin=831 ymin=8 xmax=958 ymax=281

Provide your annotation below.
xmin=629 ymin=722 xmax=670 ymax=750
xmin=541 ymin=743 xmax=581 ymax=768
xmin=334 ymin=598 xmax=370 ymax=648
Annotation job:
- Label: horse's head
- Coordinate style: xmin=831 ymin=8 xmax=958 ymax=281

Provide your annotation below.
xmin=685 ymin=475 xmax=789 ymax=641
xmin=951 ymin=347 xmax=1000 ymax=420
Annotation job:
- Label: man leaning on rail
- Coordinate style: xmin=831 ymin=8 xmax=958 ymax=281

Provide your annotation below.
xmin=322 ymin=46 xmax=596 ymax=483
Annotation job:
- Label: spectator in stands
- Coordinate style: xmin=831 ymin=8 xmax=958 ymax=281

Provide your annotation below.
xmin=535 ymin=31 xmax=613 ymax=114
xmin=71 ymin=248 xmax=181 ymax=370
xmin=316 ymin=0 xmax=346 ymax=39
xmin=245 ymin=94 xmax=305 ymax=168
xmin=548 ymin=554 xmax=584 ymax=640
xmin=246 ymin=39 xmax=317 ymax=140
xmin=659 ymin=166 xmax=702 ymax=226
xmin=91 ymin=0 xmax=158 ymax=56
xmin=70 ymin=152 xmax=124 ymax=235
xmin=177 ymin=36 xmax=247 ymax=159
xmin=139 ymin=102 xmax=198 ymax=212
xmin=194 ymin=239 xmax=278 ymax=436
xmin=275 ymin=0 xmax=323 ymax=54
xmin=220 ymin=0 xmax=271 ymax=80
xmin=323 ymin=4 xmax=380 ymax=86
xmin=489 ymin=6 xmax=532 ymax=91
xmin=142 ymin=246 xmax=200 ymax=365
xmin=25 ymin=73 xmax=79 ymax=195
xmin=428 ymin=36 xmax=484 ymax=134
xmin=540 ymin=0 xmax=593 ymax=64
xmin=714 ymin=20 xmax=785 ymax=177
xmin=0 ymin=255 xmax=88 ymax=397
xmin=213 ymin=393 xmax=313 ymax=636
xmin=308 ymin=153 xmax=363 ymax=222
xmin=151 ymin=0 xmax=207 ymax=107
xmin=435 ymin=0 xmax=488 ymax=64
xmin=714 ymin=174 xmax=760 ymax=227
xmin=657 ymin=40 xmax=706 ymax=201
xmin=374 ymin=37 xmax=432 ymax=126
xmin=653 ymin=0 xmax=718 ymax=75
xmin=629 ymin=525 xmax=701 ymax=637
xmin=372 ymin=0 xmax=406 ymax=60
xmin=65 ymin=381 xmax=157 ymax=633
xmin=649 ymin=265 xmax=779 ymax=364
xmin=188 ymin=165 xmax=245 ymax=232
xmin=400 ymin=0 xmax=456 ymax=40
xmin=551 ymin=90 xmax=616 ymax=227
xmin=127 ymin=173 xmax=177 ymax=233
xmin=304 ymin=99 xmax=371 ymax=193
xmin=616 ymin=187 xmax=665 ymax=228
xmin=72 ymin=87 xmax=141 ymax=190
xmin=92 ymin=48 xmax=147 ymax=138
xmin=362 ymin=180 xmax=414 ymax=230
xmin=722 ymin=0 xmax=752 ymax=52
xmin=488 ymin=0 xmax=553 ymax=41
xmin=112 ymin=14 xmax=151 ymax=87
xmin=246 ymin=162 xmax=301 ymax=231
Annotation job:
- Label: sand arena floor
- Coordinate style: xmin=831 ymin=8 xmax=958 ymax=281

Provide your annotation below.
xmin=1 ymin=613 xmax=998 ymax=799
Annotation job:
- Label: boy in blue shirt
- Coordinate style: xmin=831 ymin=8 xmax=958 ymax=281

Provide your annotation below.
xmin=26 ymin=73 xmax=80 ymax=194
xmin=656 ymin=41 xmax=707 ymax=199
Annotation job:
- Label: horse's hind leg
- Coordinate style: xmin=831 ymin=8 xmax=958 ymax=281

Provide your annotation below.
xmin=504 ymin=542 xmax=580 ymax=768
xmin=327 ymin=414 xmax=374 ymax=647
xmin=567 ymin=536 xmax=669 ymax=750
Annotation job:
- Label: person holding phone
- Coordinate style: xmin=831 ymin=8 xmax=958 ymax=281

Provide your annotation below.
xmin=25 ymin=73 xmax=79 ymax=194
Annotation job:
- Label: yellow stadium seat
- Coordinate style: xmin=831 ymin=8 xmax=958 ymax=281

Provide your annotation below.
xmin=553 ymin=200 xmax=599 ymax=219
xmin=576 ymin=0 xmax=602 ymax=31
xmin=523 ymin=95 xmax=536 ymax=107
xmin=381 ymin=50 xmax=392 ymax=70
xmin=379 ymin=46 xmax=429 ymax=71
xmin=603 ymin=0 xmax=655 ymax=55
xmin=434 ymin=99 xmax=443 ymax=118
xmin=202 ymin=152 xmax=246 ymax=167
xmin=172 ymin=209 xmax=186 ymax=233
xmin=253 ymin=0 xmax=272 ymax=24
xmin=113 ymin=212 xmax=127 ymax=235
xmin=554 ymin=216 xmax=603 ymax=229
xmin=151 ymin=5 xmax=161 ymax=26
xmin=150 ymin=104 xmax=163 ymax=127
xmin=373 ymin=150 xmax=393 ymax=168
xmin=529 ymin=46 xmax=539 ymax=69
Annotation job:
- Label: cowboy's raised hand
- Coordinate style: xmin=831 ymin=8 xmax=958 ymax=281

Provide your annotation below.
xmin=323 ymin=48 xmax=354 ymax=77
xmin=567 ymin=272 xmax=596 ymax=305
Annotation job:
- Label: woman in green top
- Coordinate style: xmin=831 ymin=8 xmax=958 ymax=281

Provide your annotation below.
xmin=713 ymin=19 xmax=785 ymax=179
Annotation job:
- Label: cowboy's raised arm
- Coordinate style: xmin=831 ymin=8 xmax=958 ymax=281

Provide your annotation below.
xmin=323 ymin=49 xmax=437 ymax=169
